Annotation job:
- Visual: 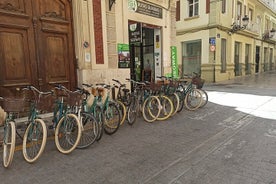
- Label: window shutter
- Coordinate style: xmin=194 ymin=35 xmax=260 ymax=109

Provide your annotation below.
xmin=206 ymin=0 xmax=210 ymax=14
xmin=176 ymin=1 xmax=180 ymax=21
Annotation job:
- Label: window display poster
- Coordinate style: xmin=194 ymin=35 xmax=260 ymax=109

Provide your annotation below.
xmin=118 ymin=43 xmax=130 ymax=68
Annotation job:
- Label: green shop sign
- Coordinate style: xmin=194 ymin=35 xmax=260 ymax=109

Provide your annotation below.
xmin=171 ymin=46 xmax=179 ymax=78
xmin=118 ymin=43 xmax=130 ymax=68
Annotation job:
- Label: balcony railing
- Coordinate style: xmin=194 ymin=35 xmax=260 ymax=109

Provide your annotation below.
xmin=246 ymin=21 xmax=260 ymax=34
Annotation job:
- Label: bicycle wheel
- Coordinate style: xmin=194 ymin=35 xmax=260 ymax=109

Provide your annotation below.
xmin=176 ymin=85 xmax=185 ymax=113
xmin=168 ymin=93 xmax=180 ymax=116
xmin=142 ymin=96 xmax=161 ymax=123
xmin=22 ymin=119 xmax=47 ymax=163
xmin=2 ymin=121 xmax=16 ymax=168
xmin=157 ymin=95 xmax=173 ymax=121
xmin=116 ymin=100 xmax=126 ymax=125
xmin=103 ymin=102 xmax=121 ymax=135
xmin=127 ymin=95 xmax=138 ymax=125
xmin=184 ymin=89 xmax=203 ymax=111
xmin=199 ymin=89 xmax=208 ymax=108
xmin=55 ymin=113 xmax=82 ymax=154
xmin=94 ymin=105 xmax=104 ymax=141
xmin=77 ymin=112 xmax=98 ymax=149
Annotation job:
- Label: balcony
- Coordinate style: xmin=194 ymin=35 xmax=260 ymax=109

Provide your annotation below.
xmin=246 ymin=21 xmax=261 ymax=34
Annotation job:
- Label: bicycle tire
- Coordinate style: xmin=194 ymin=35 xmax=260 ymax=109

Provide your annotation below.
xmin=184 ymin=89 xmax=203 ymax=111
xmin=94 ymin=105 xmax=104 ymax=141
xmin=168 ymin=93 xmax=180 ymax=116
xmin=127 ymin=95 xmax=138 ymax=125
xmin=157 ymin=95 xmax=174 ymax=121
xmin=103 ymin=102 xmax=121 ymax=135
xmin=116 ymin=100 xmax=126 ymax=125
xmin=77 ymin=112 xmax=98 ymax=149
xmin=142 ymin=96 xmax=161 ymax=123
xmin=2 ymin=121 xmax=16 ymax=168
xmin=176 ymin=85 xmax=185 ymax=113
xmin=55 ymin=113 xmax=82 ymax=154
xmin=199 ymin=89 xmax=208 ymax=108
xmin=22 ymin=119 xmax=47 ymax=163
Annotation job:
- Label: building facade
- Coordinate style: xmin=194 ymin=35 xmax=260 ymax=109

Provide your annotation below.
xmin=176 ymin=0 xmax=276 ymax=82
xmin=0 ymin=0 xmax=176 ymax=96
xmin=73 ymin=0 xmax=177 ymax=87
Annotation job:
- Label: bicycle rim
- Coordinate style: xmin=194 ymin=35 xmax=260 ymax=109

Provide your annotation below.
xmin=142 ymin=96 xmax=161 ymax=123
xmin=184 ymin=89 xmax=203 ymax=111
xmin=55 ymin=113 xmax=82 ymax=154
xmin=22 ymin=119 xmax=47 ymax=163
xmin=77 ymin=112 xmax=98 ymax=149
xmin=3 ymin=121 xmax=16 ymax=168
xmin=127 ymin=98 xmax=138 ymax=125
xmin=157 ymin=95 xmax=173 ymax=121
xmin=199 ymin=89 xmax=208 ymax=108
xmin=94 ymin=105 xmax=104 ymax=141
xmin=103 ymin=102 xmax=121 ymax=135
xmin=168 ymin=93 xmax=180 ymax=116
xmin=117 ymin=100 xmax=126 ymax=125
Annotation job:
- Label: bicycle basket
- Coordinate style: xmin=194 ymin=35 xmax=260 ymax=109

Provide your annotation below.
xmin=67 ymin=92 xmax=84 ymax=106
xmin=91 ymin=87 xmax=98 ymax=96
xmin=0 ymin=98 xmax=26 ymax=112
xmin=192 ymin=78 xmax=205 ymax=89
xmin=145 ymin=82 xmax=162 ymax=92
xmin=36 ymin=94 xmax=55 ymax=112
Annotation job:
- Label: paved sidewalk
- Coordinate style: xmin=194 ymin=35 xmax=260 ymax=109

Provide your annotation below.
xmin=0 ymin=71 xmax=276 ymax=184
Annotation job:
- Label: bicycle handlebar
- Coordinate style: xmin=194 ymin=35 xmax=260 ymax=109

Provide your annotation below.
xmin=125 ymin=78 xmax=146 ymax=86
xmin=22 ymin=86 xmax=53 ymax=95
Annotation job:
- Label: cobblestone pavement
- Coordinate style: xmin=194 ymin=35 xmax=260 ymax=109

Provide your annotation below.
xmin=0 ymin=71 xmax=276 ymax=184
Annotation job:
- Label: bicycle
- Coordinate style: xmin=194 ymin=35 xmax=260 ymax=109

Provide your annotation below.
xmin=74 ymin=87 xmax=99 ymax=149
xmin=0 ymin=97 xmax=17 ymax=168
xmin=156 ymin=76 xmax=180 ymax=117
xmin=20 ymin=86 xmax=51 ymax=163
xmin=146 ymin=81 xmax=174 ymax=121
xmin=125 ymin=79 xmax=146 ymax=125
xmin=82 ymin=83 xmax=121 ymax=136
xmin=126 ymin=79 xmax=161 ymax=123
xmin=191 ymin=72 xmax=208 ymax=108
xmin=177 ymin=75 xmax=203 ymax=112
xmin=51 ymin=84 xmax=82 ymax=154
xmin=112 ymin=79 xmax=130 ymax=125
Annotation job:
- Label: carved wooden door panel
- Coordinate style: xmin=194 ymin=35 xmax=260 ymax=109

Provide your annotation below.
xmin=0 ymin=0 xmax=76 ymax=97
xmin=33 ymin=0 xmax=76 ymax=90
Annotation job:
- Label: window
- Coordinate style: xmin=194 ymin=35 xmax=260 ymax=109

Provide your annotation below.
xmin=222 ymin=0 xmax=226 ymax=14
xmin=237 ymin=2 xmax=242 ymax=20
xmin=188 ymin=0 xmax=199 ymax=17
xmin=248 ymin=8 xmax=253 ymax=21
xmin=221 ymin=39 xmax=227 ymax=73
xmin=182 ymin=40 xmax=201 ymax=75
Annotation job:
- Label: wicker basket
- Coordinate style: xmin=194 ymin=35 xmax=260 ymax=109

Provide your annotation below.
xmin=145 ymin=82 xmax=162 ymax=92
xmin=97 ymin=87 xmax=105 ymax=97
xmin=36 ymin=94 xmax=55 ymax=112
xmin=0 ymin=98 xmax=26 ymax=112
xmin=192 ymin=78 xmax=205 ymax=89
xmin=91 ymin=87 xmax=98 ymax=96
xmin=67 ymin=92 xmax=84 ymax=106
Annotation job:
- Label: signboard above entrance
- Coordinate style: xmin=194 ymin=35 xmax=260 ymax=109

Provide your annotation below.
xmin=128 ymin=0 xmax=162 ymax=19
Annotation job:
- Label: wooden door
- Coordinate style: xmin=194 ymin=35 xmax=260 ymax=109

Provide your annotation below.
xmin=0 ymin=0 xmax=76 ymax=97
